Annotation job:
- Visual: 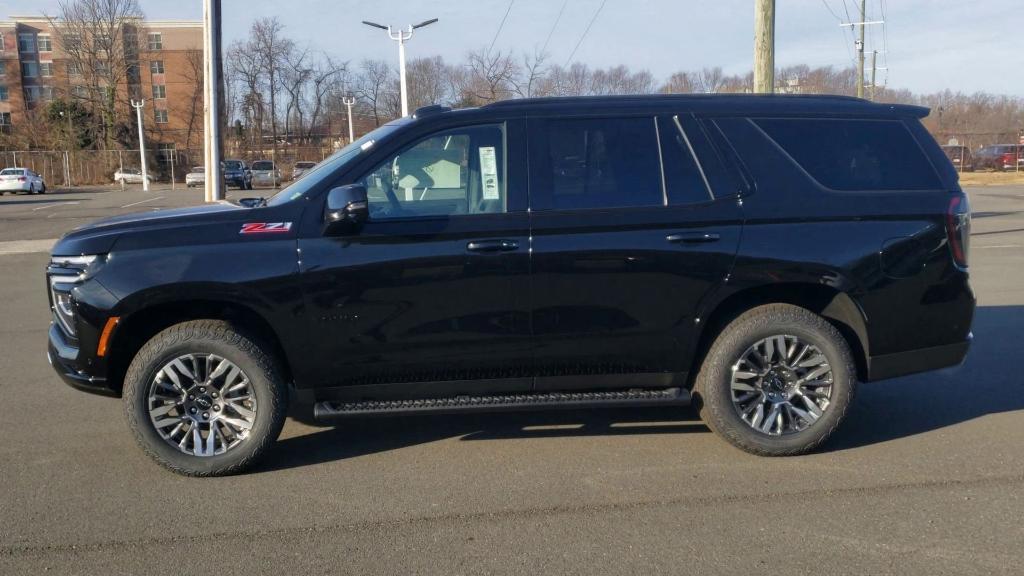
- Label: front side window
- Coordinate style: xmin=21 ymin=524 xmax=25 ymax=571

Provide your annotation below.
xmin=357 ymin=123 xmax=507 ymax=220
xmin=755 ymin=118 xmax=942 ymax=191
xmin=540 ymin=117 xmax=663 ymax=210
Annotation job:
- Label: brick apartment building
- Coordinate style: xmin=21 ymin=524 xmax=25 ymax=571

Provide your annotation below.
xmin=0 ymin=15 xmax=202 ymax=155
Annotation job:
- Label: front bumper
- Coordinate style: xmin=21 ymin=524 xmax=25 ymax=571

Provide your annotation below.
xmin=47 ymin=322 xmax=118 ymax=397
xmin=866 ymin=334 xmax=972 ymax=381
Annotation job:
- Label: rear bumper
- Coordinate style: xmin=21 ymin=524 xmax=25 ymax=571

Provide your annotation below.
xmin=866 ymin=334 xmax=972 ymax=381
xmin=0 ymin=183 xmax=31 ymax=192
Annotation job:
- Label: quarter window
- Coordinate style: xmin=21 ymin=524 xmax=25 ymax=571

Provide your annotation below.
xmin=755 ymin=118 xmax=942 ymax=191
xmin=658 ymin=116 xmax=714 ymax=204
xmin=358 ymin=124 xmax=507 ymax=219
xmin=540 ymin=117 xmax=663 ymax=210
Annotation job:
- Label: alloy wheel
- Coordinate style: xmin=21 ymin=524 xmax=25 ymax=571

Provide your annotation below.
xmin=729 ymin=335 xmax=833 ymax=436
xmin=146 ymin=353 xmax=257 ymax=456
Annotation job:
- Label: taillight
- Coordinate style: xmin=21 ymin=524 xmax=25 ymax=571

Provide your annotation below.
xmin=1003 ymin=153 xmax=1015 ymax=166
xmin=946 ymin=194 xmax=971 ymax=268
xmin=17 ymin=176 xmax=26 ymax=182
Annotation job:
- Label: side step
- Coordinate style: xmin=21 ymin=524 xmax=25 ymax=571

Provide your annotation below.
xmin=313 ymin=387 xmax=690 ymax=420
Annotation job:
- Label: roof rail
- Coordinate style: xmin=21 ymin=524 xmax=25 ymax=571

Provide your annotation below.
xmin=412 ymin=105 xmax=451 ymax=118
xmin=483 ymin=94 xmax=870 ymax=108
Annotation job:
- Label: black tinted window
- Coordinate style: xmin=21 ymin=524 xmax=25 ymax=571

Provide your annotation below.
xmin=543 ymin=117 xmax=663 ymax=210
xmin=252 ymin=161 xmax=274 ymax=170
xmin=756 ymin=118 xmax=941 ymax=191
xmin=657 ymin=117 xmax=712 ymax=204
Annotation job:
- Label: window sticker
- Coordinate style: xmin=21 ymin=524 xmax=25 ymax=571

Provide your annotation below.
xmin=479 ymin=146 xmax=499 ymax=200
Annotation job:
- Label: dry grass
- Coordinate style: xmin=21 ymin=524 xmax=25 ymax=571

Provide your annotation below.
xmin=957 ymin=171 xmax=1024 ymax=186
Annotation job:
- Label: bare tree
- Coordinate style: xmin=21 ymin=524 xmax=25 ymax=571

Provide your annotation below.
xmin=252 ymin=18 xmax=293 ymax=155
xmin=305 ymin=55 xmax=346 ymax=140
xmin=46 ymin=0 xmax=145 ymax=148
xmin=462 ymin=48 xmax=520 ymax=104
xmin=178 ymin=48 xmax=204 ymax=150
xmin=512 ymin=50 xmax=550 ymax=98
xmin=406 ymin=56 xmax=452 ymax=110
xmin=355 ymin=59 xmax=397 ymax=126
xmin=280 ymin=46 xmax=310 ymax=141
xmin=227 ymin=38 xmax=264 ymax=145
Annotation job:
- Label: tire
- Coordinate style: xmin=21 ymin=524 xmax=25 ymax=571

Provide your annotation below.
xmin=694 ymin=303 xmax=856 ymax=457
xmin=39 ymin=184 xmax=46 ymax=194
xmin=123 ymin=320 xmax=288 ymax=476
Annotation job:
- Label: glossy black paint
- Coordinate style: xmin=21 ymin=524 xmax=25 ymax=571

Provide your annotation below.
xmin=46 ymin=94 xmax=974 ymax=404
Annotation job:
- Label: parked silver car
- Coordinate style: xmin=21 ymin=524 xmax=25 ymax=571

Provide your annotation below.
xmin=0 ymin=168 xmax=46 ymax=195
xmin=113 ymin=168 xmax=155 ymax=185
xmin=185 ymin=166 xmax=206 ymax=188
xmin=250 ymin=160 xmax=281 ymax=187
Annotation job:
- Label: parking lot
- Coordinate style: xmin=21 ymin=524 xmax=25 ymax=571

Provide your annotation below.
xmin=1 ymin=182 xmax=1023 ymax=575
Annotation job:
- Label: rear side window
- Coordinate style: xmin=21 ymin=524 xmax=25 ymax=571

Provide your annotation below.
xmin=541 ymin=117 xmax=663 ymax=210
xmin=755 ymin=118 xmax=941 ymax=191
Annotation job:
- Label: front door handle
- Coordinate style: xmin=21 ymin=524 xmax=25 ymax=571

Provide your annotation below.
xmin=666 ymin=232 xmax=721 ymax=244
xmin=467 ymin=239 xmax=519 ymax=253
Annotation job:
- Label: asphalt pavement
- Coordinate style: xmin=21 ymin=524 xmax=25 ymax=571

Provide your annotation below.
xmin=1 ymin=183 xmax=1022 ymax=575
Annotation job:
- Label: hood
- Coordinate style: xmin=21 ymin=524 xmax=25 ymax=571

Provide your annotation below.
xmin=52 ymin=202 xmax=245 ymax=256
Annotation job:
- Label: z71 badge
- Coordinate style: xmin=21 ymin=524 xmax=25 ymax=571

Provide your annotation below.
xmin=240 ymin=222 xmax=293 ymax=234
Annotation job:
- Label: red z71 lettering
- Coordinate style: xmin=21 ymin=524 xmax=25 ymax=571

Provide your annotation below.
xmin=240 ymin=222 xmax=292 ymax=234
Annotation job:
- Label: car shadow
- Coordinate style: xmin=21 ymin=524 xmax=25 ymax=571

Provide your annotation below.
xmin=258 ymin=305 xmax=1020 ymax=473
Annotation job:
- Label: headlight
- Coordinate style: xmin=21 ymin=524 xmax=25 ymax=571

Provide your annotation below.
xmin=48 ymin=255 xmax=100 ymax=338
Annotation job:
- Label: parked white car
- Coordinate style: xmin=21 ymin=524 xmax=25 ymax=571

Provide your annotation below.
xmin=291 ymin=161 xmax=317 ymax=181
xmin=250 ymin=160 xmax=281 ymax=187
xmin=185 ymin=166 xmax=206 ymax=188
xmin=0 ymin=168 xmax=46 ymax=195
xmin=113 ymin=168 xmax=154 ymax=185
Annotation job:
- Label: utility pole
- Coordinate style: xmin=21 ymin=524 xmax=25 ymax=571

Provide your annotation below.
xmin=869 ymin=50 xmax=877 ymax=101
xmin=362 ymin=18 xmax=438 ymax=117
xmin=342 ymin=95 xmax=356 ymax=144
xmin=857 ymin=0 xmax=866 ymax=98
xmin=131 ymin=99 xmax=150 ymax=192
xmin=202 ymin=0 xmax=224 ymax=202
xmin=753 ymin=0 xmax=775 ymax=94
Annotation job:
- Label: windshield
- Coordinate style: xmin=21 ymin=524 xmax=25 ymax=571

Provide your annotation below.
xmin=265 ymin=122 xmax=403 ymax=207
xmin=252 ymin=161 xmax=274 ymax=170
xmin=224 ymin=161 xmax=243 ymax=170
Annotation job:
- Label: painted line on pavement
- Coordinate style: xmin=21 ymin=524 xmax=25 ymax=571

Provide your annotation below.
xmin=120 ymin=196 xmax=165 ymax=208
xmin=0 ymin=238 xmax=58 ymax=256
xmin=978 ymin=244 xmax=1023 ymax=249
xmin=31 ymin=201 xmax=80 ymax=211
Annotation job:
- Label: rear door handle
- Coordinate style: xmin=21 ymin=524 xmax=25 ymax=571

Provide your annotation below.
xmin=666 ymin=232 xmax=721 ymax=244
xmin=466 ymin=239 xmax=519 ymax=253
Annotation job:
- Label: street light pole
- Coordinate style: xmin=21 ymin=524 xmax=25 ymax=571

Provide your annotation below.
xmin=342 ymin=95 xmax=356 ymax=144
xmin=362 ymin=18 xmax=437 ymax=117
xmin=131 ymin=99 xmax=150 ymax=192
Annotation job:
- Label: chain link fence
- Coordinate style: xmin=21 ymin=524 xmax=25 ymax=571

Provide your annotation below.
xmin=0 ymin=146 xmax=337 ymax=187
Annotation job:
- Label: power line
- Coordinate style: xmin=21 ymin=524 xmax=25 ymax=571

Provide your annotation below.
xmin=564 ymin=0 xmax=608 ymax=66
xmin=822 ymin=0 xmax=856 ymax=65
xmin=487 ymin=0 xmax=515 ymax=55
xmin=541 ymin=0 xmax=568 ymax=55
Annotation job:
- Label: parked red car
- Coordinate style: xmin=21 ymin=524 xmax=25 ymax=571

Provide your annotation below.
xmin=975 ymin=144 xmax=1021 ymax=171
xmin=942 ymin=145 xmax=975 ymax=172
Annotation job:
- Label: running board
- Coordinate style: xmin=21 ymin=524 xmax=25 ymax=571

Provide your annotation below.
xmin=313 ymin=387 xmax=690 ymax=420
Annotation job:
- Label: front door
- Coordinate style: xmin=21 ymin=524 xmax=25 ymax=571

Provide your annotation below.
xmin=298 ymin=121 xmax=532 ymax=397
xmin=527 ymin=114 xmax=744 ymax=388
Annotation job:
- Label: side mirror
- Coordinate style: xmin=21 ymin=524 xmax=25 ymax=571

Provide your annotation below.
xmin=324 ymin=184 xmax=369 ymax=235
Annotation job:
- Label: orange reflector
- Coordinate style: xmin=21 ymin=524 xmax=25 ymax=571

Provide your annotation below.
xmin=97 ymin=317 xmax=120 ymax=357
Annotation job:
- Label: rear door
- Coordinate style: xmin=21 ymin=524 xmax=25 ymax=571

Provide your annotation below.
xmin=527 ymin=113 xmax=743 ymax=388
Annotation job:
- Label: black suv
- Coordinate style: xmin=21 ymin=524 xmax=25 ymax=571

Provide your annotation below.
xmin=46 ymin=95 xmax=974 ymax=476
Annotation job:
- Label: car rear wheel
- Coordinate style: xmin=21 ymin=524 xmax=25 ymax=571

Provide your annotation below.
xmin=123 ymin=320 xmax=288 ymax=476
xmin=695 ymin=303 xmax=856 ymax=456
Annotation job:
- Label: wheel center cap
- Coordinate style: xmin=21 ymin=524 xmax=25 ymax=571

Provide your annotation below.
xmin=195 ymin=396 xmax=212 ymax=410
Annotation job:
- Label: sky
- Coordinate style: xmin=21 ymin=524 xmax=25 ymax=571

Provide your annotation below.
xmin=7 ymin=0 xmax=1023 ymax=96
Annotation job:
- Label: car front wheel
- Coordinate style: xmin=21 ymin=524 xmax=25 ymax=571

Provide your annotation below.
xmin=695 ymin=303 xmax=856 ymax=456
xmin=123 ymin=320 xmax=288 ymax=476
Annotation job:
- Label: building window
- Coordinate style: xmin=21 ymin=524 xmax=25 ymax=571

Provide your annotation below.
xmin=94 ymin=61 xmax=110 ymax=75
xmin=0 ymin=86 xmax=7 ymax=101
xmin=94 ymin=33 xmax=111 ymax=51
xmin=64 ymin=34 xmax=82 ymax=51
xmin=67 ymin=62 xmax=82 ymax=76
xmin=147 ymin=33 xmax=163 ymax=50
xmin=25 ymin=86 xmax=55 ymax=103
xmin=0 ymin=112 xmax=11 ymax=129
xmin=37 ymin=34 xmax=53 ymax=52
xmin=0 ymin=61 xmax=6 ymax=76
xmin=40 ymin=62 xmax=54 ymax=77
xmin=154 ymin=109 xmax=168 ymax=123
xmin=21 ymin=62 xmax=39 ymax=78
xmin=123 ymin=31 xmax=138 ymax=55
xmin=127 ymin=63 xmax=140 ymax=83
xmin=152 ymin=84 xmax=166 ymax=99
xmin=18 ymin=33 xmax=36 ymax=53
xmin=150 ymin=60 xmax=164 ymax=74
xmin=0 ymin=33 xmax=4 ymax=54
xmin=157 ymin=143 xmax=176 ymax=163
xmin=71 ymin=85 xmax=90 ymax=99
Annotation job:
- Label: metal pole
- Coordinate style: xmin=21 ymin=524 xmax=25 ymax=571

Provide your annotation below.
xmin=857 ymin=0 xmax=866 ymax=99
xmin=753 ymin=0 xmax=775 ymax=94
xmin=394 ymin=27 xmax=411 ymax=117
xmin=202 ymin=0 xmax=225 ymax=202
xmin=118 ymin=150 xmax=125 ymax=191
xmin=869 ymin=50 xmax=877 ymax=101
xmin=131 ymin=99 xmax=149 ymax=192
xmin=343 ymin=96 xmax=356 ymax=143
